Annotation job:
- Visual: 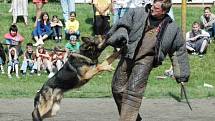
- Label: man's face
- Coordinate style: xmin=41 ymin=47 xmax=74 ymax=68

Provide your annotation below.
xmin=151 ymin=2 xmax=166 ymax=18
xmin=204 ymin=9 xmax=211 ymax=18
xmin=192 ymin=24 xmax=200 ymax=32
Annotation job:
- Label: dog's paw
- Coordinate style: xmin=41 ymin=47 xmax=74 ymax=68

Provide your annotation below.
xmin=98 ymin=63 xmax=114 ymax=72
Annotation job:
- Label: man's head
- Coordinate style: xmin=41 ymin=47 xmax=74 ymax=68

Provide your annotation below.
xmin=26 ymin=43 xmax=33 ymax=53
xmin=192 ymin=21 xmax=201 ymax=32
xmin=204 ymin=7 xmax=211 ymax=18
xmin=151 ymin=0 xmax=172 ymax=18
xmin=69 ymin=35 xmax=77 ymax=45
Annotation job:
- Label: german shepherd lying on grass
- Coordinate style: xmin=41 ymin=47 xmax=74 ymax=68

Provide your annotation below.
xmin=32 ymin=36 xmax=120 ymax=121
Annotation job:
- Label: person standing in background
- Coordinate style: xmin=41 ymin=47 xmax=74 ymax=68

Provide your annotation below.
xmin=33 ymin=0 xmax=48 ymax=27
xmin=60 ymin=0 xmax=76 ymax=21
xmin=93 ymin=0 xmax=112 ymax=38
xmin=112 ymin=0 xmax=129 ymax=24
xmin=10 ymin=0 xmax=28 ymax=25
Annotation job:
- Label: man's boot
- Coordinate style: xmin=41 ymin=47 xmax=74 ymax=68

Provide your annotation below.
xmin=119 ymin=92 xmax=142 ymax=121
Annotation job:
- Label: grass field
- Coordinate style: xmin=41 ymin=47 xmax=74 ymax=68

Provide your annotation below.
xmin=0 ymin=3 xmax=215 ymax=99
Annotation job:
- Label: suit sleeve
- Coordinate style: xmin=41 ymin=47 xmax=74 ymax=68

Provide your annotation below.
xmin=169 ymin=28 xmax=190 ymax=83
xmin=105 ymin=8 xmax=134 ymax=48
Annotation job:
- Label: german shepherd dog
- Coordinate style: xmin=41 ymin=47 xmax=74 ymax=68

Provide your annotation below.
xmin=32 ymin=36 xmax=120 ymax=121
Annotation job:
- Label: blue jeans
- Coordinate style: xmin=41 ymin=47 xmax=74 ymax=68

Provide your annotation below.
xmin=65 ymin=30 xmax=80 ymax=40
xmin=60 ymin=0 xmax=76 ymax=21
xmin=113 ymin=8 xmax=128 ymax=24
xmin=32 ymin=29 xmax=53 ymax=37
xmin=52 ymin=26 xmax=62 ymax=37
xmin=20 ymin=60 xmax=37 ymax=73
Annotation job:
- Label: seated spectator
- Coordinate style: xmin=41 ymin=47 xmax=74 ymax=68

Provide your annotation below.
xmin=200 ymin=7 xmax=215 ymax=38
xmin=51 ymin=46 xmax=66 ymax=71
xmin=0 ymin=43 xmax=6 ymax=74
xmin=51 ymin=15 xmax=63 ymax=43
xmin=65 ymin=12 xmax=80 ymax=40
xmin=20 ymin=43 xmax=37 ymax=76
xmin=3 ymin=24 xmax=24 ymax=56
xmin=65 ymin=35 xmax=80 ymax=53
xmin=186 ymin=21 xmax=210 ymax=57
xmin=7 ymin=47 xmax=19 ymax=78
xmin=36 ymin=46 xmax=54 ymax=78
xmin=32 ymin=12 xmax=52 ymax=46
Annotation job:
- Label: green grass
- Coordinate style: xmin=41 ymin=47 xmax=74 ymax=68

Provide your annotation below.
xmin=0 ymin=3 xmax=215 ymax=99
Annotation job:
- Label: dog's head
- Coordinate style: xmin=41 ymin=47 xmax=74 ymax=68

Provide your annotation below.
xmin=79 ymin=36 xmax=105 ymax=64
xmin=32 ymin=87 xmax=63 ymax=121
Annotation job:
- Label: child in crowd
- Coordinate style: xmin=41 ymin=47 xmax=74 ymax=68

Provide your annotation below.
xmin=0 ymin=43 xmax=6 ymax=74
xmin=4 ymin=25 xmax=24 ymax=56
xmin=51 ymin=46 xmax=66 ymax=71
xmin=65 ymin=35 xmax=80 ymax=53
xmin=10 ymin=0 xmax=28 ymax=25
xmin=65 ymin=12 xmax=80 ymax=40
xmin=32 ymin=12 xmax=52 ymax=46
xmin=36 ymin=46 xmax=54 ymax=78
xmin=51 ymin=15 xmax=63 ymax=42
xmin=7 ymin=47 xmax=19 ymax=78
xmin=20 ymin=43 xmax=37 ymax=76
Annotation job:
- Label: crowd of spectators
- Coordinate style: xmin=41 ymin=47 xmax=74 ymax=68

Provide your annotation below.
xmin=1 ymin=0 xmax=215 ymax=79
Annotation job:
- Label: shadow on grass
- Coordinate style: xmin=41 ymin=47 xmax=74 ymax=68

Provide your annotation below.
xmin=168 ymin=92 xmax=181 ymax=102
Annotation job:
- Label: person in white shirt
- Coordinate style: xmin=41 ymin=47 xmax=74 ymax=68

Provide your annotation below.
xmin=186 ymin=21 xmax=210 ymax=57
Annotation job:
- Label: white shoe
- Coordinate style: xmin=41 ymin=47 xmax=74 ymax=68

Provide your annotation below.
xmin=33 ymin=42 xmax=40 ymax=47
xmin=8 ymin=8 xmax=12 ymax=13
xmin=37 ymin=73 xmax=41 ymax=76
xmin=1 ymin=71 xmax=5 ymax=74
xmin=16 ymin=75 xmax=20 ymax=79
xmin=48 ymin=72 xmax=55 ymax=78
xmin=30 ymin=70 xmax=35 ymax=74
xmin=8 ymin=74 xmax=12 ymax=78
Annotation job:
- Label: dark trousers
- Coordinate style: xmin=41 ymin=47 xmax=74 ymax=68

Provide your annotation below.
xmin=207 ymin=23 xmax=215 ymax=38
xmin=52 ymin=26 xmax=62 ymax=37
xmin=94 ymin=15 xmax=110 ymax=35
xmin=112 ymin=58 xmax=153 ymax=121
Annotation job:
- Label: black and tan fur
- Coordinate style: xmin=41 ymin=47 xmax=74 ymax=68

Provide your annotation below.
xmin=32 ymin=36 xmax=120 ymax=121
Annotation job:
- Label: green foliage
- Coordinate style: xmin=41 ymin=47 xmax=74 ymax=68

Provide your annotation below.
xmin=0 ymin=3 xmax=215 ymax=99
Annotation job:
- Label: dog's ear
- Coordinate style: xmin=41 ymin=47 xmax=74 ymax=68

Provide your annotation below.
xmin=81 ymin=37 xmax=93 ymax=44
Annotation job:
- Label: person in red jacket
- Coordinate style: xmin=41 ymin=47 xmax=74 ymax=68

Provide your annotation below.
xmin=3 ymin=24 xmax=24 ymax=56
